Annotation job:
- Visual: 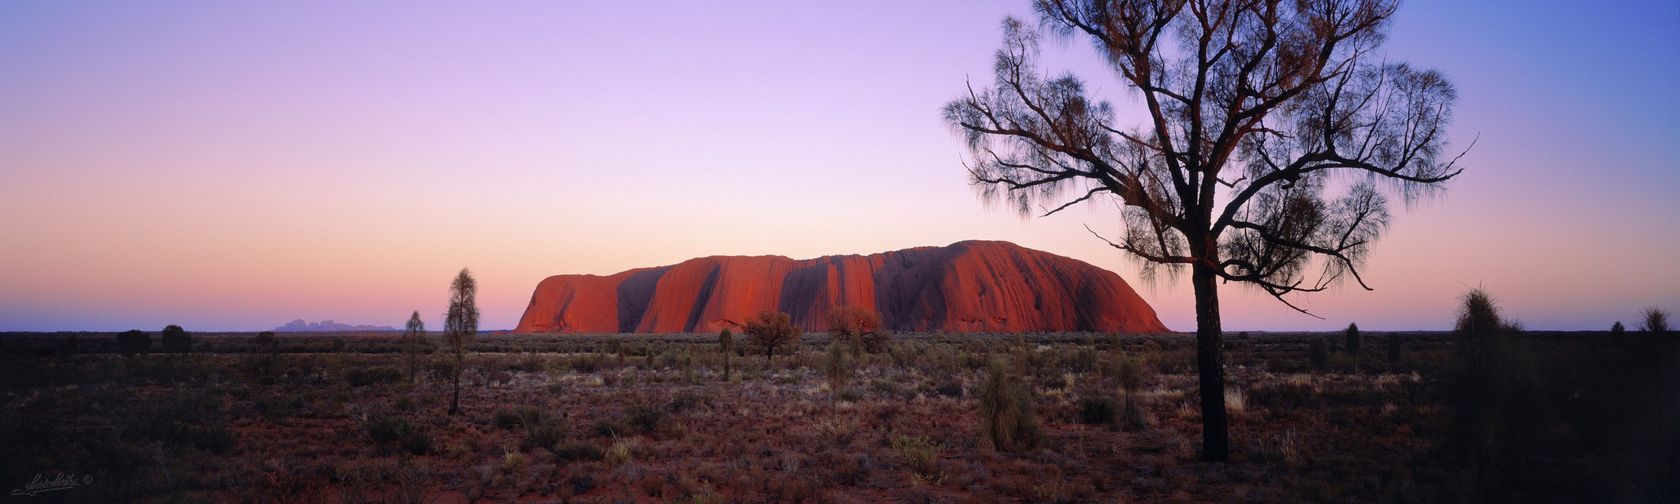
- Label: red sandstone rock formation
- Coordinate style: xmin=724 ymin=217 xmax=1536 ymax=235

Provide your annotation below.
xmin=514 ymin=240 xmax=1167 ymax=334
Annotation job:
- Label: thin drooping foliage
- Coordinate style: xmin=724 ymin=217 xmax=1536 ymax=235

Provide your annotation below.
xmin=445 ymin=268 xmax=479 ymax=415
xmin=404 ymin=311 xmax=426 ymax=384
xmin=943 ymin=0 xmax=1467 ymax=461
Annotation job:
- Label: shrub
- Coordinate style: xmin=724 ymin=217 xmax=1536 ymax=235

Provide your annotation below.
xmin=1610 ymin=321 xmax=1625 ymax=335
xmin=826 ymin=305 xmax=890 ymax=353
xmin=1077 ymin=395 xmax=1118 ymax=426
xmin=254 ymin=331 xmax=278 ymax=355
xmin=117 ymin=330 xmax=150 ymax=357
xmin=1309 ymin=337 xmax=1329 ymax=372
xmin=743 ymin=311 xmax=800 ymax=362
xmin=522 ymin=420 xmax=568 ymax=452
xmin=890 ymin=435 xmax=942 ymax=479
xmin=551 ymin=442 xmax=604 ymax=463
xmin=346 ymin=366 xmax=403 ymax=387
xmin=493 ymin=406 xmax=545 ymax=430
xmin=1640 ymin=307 xmax=1671 ymax=333
xmin=160 ymin=325 xmax=192 ymax=353
xmin=626 ymin=404 xmax=665 ymax=434
xmin=823 ymin=342 xmax=851 ymax=397
xmin=978 ymin=357 xmax=1041 ymax=452
xmin=1386 ymin=333 xmax=1402 ymax=365
xmin=364 ymin=415 xmax=432 ymax=455
xmin=1344 ymin=323 xmax=1361 ymax=356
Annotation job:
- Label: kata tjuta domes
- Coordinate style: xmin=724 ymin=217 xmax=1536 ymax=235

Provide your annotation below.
xmin=515 ymin=240 xmax=1167 ymax=334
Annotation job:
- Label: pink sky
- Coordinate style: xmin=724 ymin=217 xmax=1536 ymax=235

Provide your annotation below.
xmin=2 ymin=1 xmax=1676 ymax=332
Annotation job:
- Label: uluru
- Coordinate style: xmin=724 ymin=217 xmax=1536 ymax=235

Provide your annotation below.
xmin=515 ymin=240 xmax=1167 ymax=334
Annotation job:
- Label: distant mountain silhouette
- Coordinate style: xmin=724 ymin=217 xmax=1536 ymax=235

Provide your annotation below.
xmin=517 ymin=240 xmax=1167 ymax=334
xmin=274 ymin=319 xmax=398 ymax=332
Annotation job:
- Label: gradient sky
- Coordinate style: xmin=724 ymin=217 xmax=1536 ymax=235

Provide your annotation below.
xmin=2 ymin=1 xmax=1676 ymax=332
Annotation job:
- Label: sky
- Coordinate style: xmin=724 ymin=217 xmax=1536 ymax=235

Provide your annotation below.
xmin=2 ymin=1 xmax=1676 ymax=332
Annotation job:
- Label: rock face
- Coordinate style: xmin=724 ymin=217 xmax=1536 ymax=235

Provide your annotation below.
xmin=514 ymin=241 xmax=1168 ymax=334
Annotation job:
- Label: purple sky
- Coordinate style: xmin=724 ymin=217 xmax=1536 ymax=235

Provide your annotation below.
xmin=2 ymin=1 xmax=1676 ymax=332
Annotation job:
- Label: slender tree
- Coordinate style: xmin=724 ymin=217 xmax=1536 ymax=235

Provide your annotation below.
xmin=404 ymin=311 xmax=426 ymax=384
xmin=718 ymin=327 xmax=735 ymax=382
xmin=445 ymin=268 xmax=479 ymax=415
xmin=945 ymin=0 xmax=1467 ymax=461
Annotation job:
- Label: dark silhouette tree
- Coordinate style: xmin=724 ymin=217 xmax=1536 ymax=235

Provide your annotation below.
xmin=944 ymin=0 xmax=1467 ymax=461
xmin=744 ymin=311 xmax=800 ymax=363
xmin=445 ymin=268 xmax=479 ymax=415
xmin=1345 ymin=322 xmax=1361 ymax=356
xmin=160 ymin=324 xmax=192 ymax=353
xmin=404 ymin=311 xmax=426 ymax=384
xmin=1641 ymin=307 xmax=1671 ymax=334
xmin=117 ymin=329 xmax=150 ymax=357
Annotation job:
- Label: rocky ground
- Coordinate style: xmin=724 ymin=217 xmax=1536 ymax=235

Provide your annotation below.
xmin=0 ymin=331 xmax=1669 ymax=502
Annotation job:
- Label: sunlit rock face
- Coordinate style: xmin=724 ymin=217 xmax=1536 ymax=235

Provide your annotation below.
xmin=514 ymin=241 xmax=1168 ymax=334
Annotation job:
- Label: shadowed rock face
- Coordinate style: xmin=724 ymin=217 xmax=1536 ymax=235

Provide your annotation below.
xmin=515 ymin=241 xmax=1168 ymax=334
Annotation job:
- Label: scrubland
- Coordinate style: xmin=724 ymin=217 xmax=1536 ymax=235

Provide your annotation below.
xmin=0 ymin=330 xmax=1671 ymax=503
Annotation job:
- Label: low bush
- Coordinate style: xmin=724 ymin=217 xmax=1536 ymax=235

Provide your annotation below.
xmin=551 ymin=442 xmax=604 ymax=463
xmin=890 ymin=435 xmax=942 ymax=479
xmin=117 ymin=330 xmax=150 ymax=357
xmin=346 ymin=366 xmax=403 ymax=387
xmin=493 ymin=405 xmax=545 ymax=430
xmin=1309 ymin=337 xmax=1330 ymax=371
xmin=627 ymin=404 xmax=665 ymax=434
xmin=365 ymin=414 xmax=432 ymax=455
xmin=1077 ymin=395 xmax=1118 ymax=426
xmin=161 ymin=325 xmax=192 ymax=353
xmin=978 ymin=357 xmax=1041 ymax=452
xmin=521 ymin=420 xmax=567 ymax=452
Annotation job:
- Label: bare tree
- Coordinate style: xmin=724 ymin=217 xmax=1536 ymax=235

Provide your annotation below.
xmin=404 ymin=311 xmax=426 ymax=384
xmin=445 ymin=268 xmax=479 ymax=415
xmin=944 ymin=0 xmax=1467 ymax=462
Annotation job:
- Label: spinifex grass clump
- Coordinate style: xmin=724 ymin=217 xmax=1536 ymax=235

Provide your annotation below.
xmin=978 ymin=357 xmax=1041 ymax=452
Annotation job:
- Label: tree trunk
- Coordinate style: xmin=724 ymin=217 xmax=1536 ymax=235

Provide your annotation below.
xmin=449 ymin=354 xmax=462 ymax=415
xmin=1192 ymin=263 xmax=1230 ymax=462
